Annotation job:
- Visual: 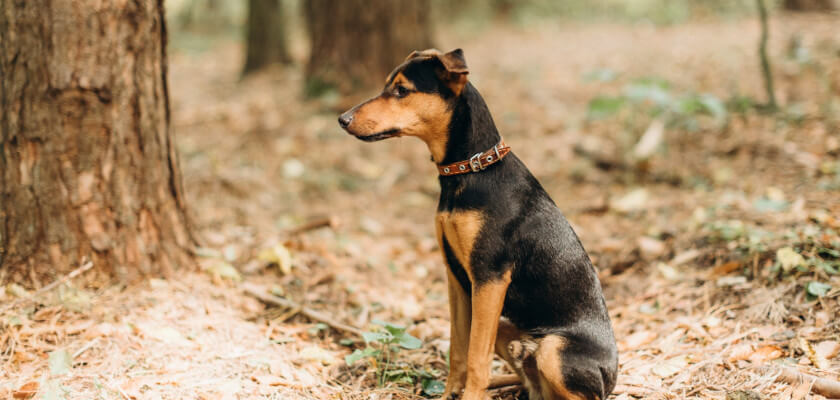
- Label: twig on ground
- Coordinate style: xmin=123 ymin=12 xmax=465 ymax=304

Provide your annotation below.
xmin=72 ymin=338 xmax=101 ymax=359
xmin=284 ymin=216 xmax=340 ymax=236
xmin=766 ymin=366 xmax=840 ymax=399
xmin=242 ymin=282 xmax=363 ymax=337
xmin=613 ymin=384 xmax=652 ymax=397
xmin=489 ymin=374 xmax=521 ymax=389
xmin=0 ymin=260 xmax=94 ymax=314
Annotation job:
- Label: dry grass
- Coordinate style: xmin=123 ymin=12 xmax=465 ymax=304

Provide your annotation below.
xmin=3 ymin=14 xmax=840 ymax=400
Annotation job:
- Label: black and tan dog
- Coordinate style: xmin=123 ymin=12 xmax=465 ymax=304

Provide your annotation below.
xmin=338 ymin=49 xmax=618 ymax=400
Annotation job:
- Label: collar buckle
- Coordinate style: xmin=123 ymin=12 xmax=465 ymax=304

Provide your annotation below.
xmin=469 ymin=152 xmax=485 ymax=172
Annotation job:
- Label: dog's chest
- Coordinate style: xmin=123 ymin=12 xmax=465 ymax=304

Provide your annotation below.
xmin=434 ymin=210 xmax=485 ymax=282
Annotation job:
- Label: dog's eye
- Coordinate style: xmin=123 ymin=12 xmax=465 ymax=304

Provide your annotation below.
xmin=395 ymin=85 xmax=409 ymax=98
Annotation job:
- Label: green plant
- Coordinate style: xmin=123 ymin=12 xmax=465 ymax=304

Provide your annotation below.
xmin=345 ymin=320 xmax=423 ymax=387
xmin=586 ymin=76 xmax=728 ymax=134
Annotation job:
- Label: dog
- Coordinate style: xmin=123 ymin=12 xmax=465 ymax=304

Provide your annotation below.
xmin=339 ymin=49 xmax=618 ymax=400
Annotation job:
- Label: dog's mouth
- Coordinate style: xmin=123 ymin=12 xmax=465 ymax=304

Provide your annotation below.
xmin=352 ymin=129 xmax=401 ymax=142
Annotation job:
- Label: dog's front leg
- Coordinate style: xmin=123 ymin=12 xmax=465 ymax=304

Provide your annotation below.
xmin=442 ymin=269 xmax=471 ymax=399
xmin=461 ymin=271 xmax=512 ymax=400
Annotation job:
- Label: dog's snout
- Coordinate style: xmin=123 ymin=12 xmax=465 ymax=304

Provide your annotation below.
xmin=338 ymin=112 xmax=353 ymax=129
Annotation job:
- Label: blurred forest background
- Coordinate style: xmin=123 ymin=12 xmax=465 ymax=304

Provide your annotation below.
xmin=1 ymin=0 xmax=839 ymax=399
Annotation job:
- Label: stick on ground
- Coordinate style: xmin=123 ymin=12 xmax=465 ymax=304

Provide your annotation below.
xmin=769 ymin=366 xmax=840 ymax=399
xmin=242 ymin=282 xmax=363 ymax=337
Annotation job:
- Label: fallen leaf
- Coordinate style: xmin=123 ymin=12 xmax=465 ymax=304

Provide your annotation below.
xmin=671 ymin=249 xmax=700 ymax=266
xmin=6 ymin=283 xmax=29 ymax=298
xmin=619 ymin=330 xmax=657 ymax=351
xmin=298 ymin=346 xmax=337 ymax=365
xmin=748 ymin=345 xmax=783 ymax=364
xmin=651 ymin=355 xmax=688 ymax=377
xmin=258 ymin=244 xmax=293 ymax=275
xmin=727 ymin=343 xmax=754 ymax=362
xmin=656 ymin=263 xmax=681 ymax=281
xmin=48 ymin=349 xmax=73 ymax=376
xmin=815 ymin=340 xmax=840 ymax=360
xmin=610 ymin=189 xmax=649 ymax=214
xmin=204 ymin=259 xmax=242 ymax=282
xmin=633 ymin=119 xmax=665 ymax=160
xmin=777 ymin=247 xmax=805 ymax=272
xmin=709 ymin=261 xmax=742 ymax=277
xmin=13 ymin=381 xmax=38 ymax=399
xmin=638 ymin=237 xmax=666 ymax=260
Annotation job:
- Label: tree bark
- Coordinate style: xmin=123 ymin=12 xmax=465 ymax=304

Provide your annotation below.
xmin=303 ymin=0 xmax=433 ymax=96
xmin=242 ymin=0 xmax=290 ymax=76
xmin=0 ymin=0 xmax=194 ymax=286
xmin=783 ymin=0 xmax=837 ymax=11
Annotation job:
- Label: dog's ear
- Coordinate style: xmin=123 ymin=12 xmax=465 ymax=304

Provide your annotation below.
xmin=404 ymin=48 xmax=469 ymax=95
xmin=437 ymin=49 xmax=468 ymax=95
xmin=438 ymin=48 xmax=468 ymax=74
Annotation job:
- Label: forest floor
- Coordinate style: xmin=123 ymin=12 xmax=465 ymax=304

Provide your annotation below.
xmin=3 ymin=15 xmax=840 ymax=400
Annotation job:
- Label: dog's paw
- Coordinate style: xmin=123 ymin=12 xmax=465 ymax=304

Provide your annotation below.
xmin=508 ymin=338 xmax=538 ymax=370
xmin=508 ymin=339 xmax=537 ymax=361
xmin=436 ymin=391 xmax=460 ymax=400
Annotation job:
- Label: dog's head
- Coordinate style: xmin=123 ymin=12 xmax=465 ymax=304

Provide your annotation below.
xmin=338 ymin=49 xmax=469 ymax=162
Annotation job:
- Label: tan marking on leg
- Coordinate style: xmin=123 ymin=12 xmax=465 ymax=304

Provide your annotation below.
xmin=536 ymin=335 xmax=587 ymax=400
xmin=460 ymin=271 xmax=512 ymax=400
xmin=435 ymin=210 xmax=485 ymax=283
xmin=442 ymin=268 xmax=471 ymax=399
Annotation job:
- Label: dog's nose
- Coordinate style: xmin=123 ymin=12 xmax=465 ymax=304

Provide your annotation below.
xmin=338 ymin=113 xmax=353 ymax=128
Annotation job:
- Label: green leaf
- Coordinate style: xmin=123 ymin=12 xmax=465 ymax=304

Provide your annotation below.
xmin=344 ymin=349 xmax=366 ymax=365
xmin=698 ymin=94 xmax=727 ymax=123
xmin=362 ymin=331 xmax=391 ymax=344
xmin=422 ymin=379 xmax=446 ymax=396
xmin=587 ymin=96 xmax=625 ymax=119
xmin=398 ymin=332 xmax=422 ymax=350
xmin=49 ymin=349 xmax=73 ymax=376
xmin=624 ymin=79 xmax=671 ymax=106
xmin=818 ymin=247 xmax=840 ymax=258
xmin=753 ymin=198 xmax=789 ymax=213
xmin=344 ymin=347 xmax=379 ymax=365
xmin=806 ymin=281 xmax=831 ymax=297
xmin=307 ymin=323 xmax=328 ymax=335
xmin=582 ymin=68 xmax=617 ymax=83
xmin=372 ymin=319 xmax=406 ymax=336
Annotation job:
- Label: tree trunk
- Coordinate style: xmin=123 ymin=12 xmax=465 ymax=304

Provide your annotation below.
xmin=303 ymin=0 xmax=433 ymax=96
xmin=242 ymin=0 xmax=290 ymax=76
xmin=783 ymin=0 xmax=837 ymax=11
xmin=0 ymin=1 xmax=194 ymax=286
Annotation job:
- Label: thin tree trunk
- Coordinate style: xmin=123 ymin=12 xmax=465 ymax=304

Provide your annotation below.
xmin=304 ymin=0 xmax=433 ymax=96
xmin=783 ymin=0 xmax=837 ymax=11
xmin=242 ymin=0 xmax=289 ymax=76
xmin=756 ymin=0 xmax=778 ymax=111
xmin=0 ymin=1 xmax=194 ymax=286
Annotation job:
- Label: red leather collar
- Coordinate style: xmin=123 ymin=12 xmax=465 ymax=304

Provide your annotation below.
xmin=437 ymin=139 xmax=511 ymax=176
